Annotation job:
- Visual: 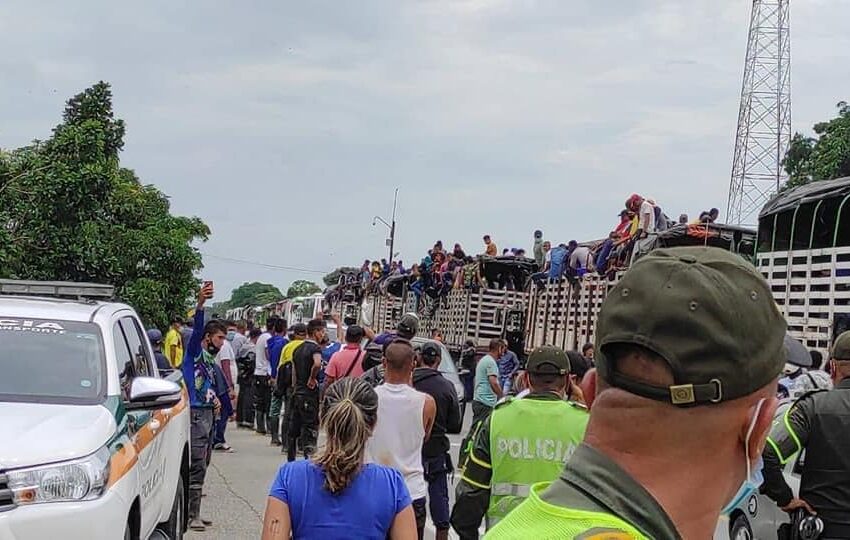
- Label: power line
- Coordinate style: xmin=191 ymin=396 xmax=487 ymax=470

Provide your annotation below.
xmin=200 ymin=252 xmax=328 ymax=274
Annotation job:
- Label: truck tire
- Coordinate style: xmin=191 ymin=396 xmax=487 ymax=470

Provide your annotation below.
xmin=730 ymin=514 xmax=753 ymax=540
xmin=158 ymin=474 xmax=185 ymax=539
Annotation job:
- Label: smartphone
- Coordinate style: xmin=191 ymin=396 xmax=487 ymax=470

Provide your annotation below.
xmin=202 ymin=280 xmax=214 ymax=298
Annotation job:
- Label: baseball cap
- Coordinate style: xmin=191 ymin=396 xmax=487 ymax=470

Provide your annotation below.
xmin=595 ymin=246 xmax=786 ymax=406
xmin=832 ymin=331 xmax=850 ymax=360
xmin=784 ymin=334 xmax=813 ymax=370
xmin=421 ymin=342 xmax=441 ymax=360
xmin=146 ymin=328 xmax=163 ymax=344
xmin=397 ymin=313 xmax=419 ymax=339
xmin=526 ymin=346 xmax=571 ymax=376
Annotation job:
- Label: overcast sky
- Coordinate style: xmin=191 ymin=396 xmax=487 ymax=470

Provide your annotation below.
xmin=2 ymin=1 xmax=849 ymax=300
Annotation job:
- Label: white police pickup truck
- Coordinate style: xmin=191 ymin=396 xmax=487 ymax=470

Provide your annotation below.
xmin=0 ymin=280 xmax=190 ymax=540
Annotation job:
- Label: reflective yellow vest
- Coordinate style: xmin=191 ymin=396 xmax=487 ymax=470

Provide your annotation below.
xmin=484 ymin=482 xmax=650 ymax=540
xmin=486 ymin=398 xmax=588 ymax=528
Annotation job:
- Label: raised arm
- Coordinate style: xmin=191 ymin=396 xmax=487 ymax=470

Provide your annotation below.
xmin=181 ymin=285 xmax=211 ymax=387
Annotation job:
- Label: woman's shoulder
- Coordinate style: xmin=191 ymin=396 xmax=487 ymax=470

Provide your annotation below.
xmin=360 ymin=463 xmax=406 ymax=486
xmin=277 ymin=459 xmax=323 ymax=482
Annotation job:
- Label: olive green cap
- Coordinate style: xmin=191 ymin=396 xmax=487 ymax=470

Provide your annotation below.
xmin=526 ymin=346 xmax=571 ymax=376
xmin=831 ymin=331 xmax=850 ymax=360
xmin=595 ymin=246 xmax=786 ymax=406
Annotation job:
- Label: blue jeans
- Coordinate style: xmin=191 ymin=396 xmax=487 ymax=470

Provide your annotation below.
xmin=213 ymin=393 xmax=233 ymax=446
xmin=595 ymin=238 xmax=614 ymax=271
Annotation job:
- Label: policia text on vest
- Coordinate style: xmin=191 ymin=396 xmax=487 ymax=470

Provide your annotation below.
xmin=450 ymin=393 xmax=588 ymax=538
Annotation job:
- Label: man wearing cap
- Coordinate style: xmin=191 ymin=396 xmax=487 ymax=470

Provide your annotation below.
xmin=414 ymin=342 xmax=463 ymax=540
xmin=486 ymin=247 xmax=786 ymax=540
xmin=146 ymin=328 xmax=171 ymax=371
xmin=451 ymin=346 xmax=589 ymax=539
xmin=762 ymin=331 xmax=850 ymax=538
xmin=361 ymin=313 xmax=419 ymax=387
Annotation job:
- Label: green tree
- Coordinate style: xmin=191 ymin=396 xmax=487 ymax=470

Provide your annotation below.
xmin=783 ymin=101 xmax=850 ymax=190
xmin=0 ymin=82 xmax=209 ymax=329
xmin=286 ymin=280 xmax=322 ymax=298
xmin=323 ymin=266 xmax=359 ymax=286
xmin=226 ymin=281 xmax=285 ymax=308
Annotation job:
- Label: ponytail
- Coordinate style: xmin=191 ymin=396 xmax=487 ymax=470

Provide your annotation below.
xmin=313 ymin=377 xmax=378 ymax=494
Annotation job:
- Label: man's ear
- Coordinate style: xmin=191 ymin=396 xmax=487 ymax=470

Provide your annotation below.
xmin=747 ymin=396 xmax=778 ymax=458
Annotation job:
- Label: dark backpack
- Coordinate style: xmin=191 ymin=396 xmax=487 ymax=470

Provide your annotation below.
xmin=361 ymin=365 xmax=386 ymax=388
xmin=360 ymin=341 xmax=381 ymax=369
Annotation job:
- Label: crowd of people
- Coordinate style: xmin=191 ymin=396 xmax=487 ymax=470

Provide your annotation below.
xmin=339 ymin=195 xmax=722 ymax=308
xmin=156 ymin=242 xmax=850 ymax=539
xmin=260 ymin=247 xmax=849 ymax=540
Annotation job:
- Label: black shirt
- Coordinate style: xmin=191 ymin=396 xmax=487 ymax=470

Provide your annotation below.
xmin=293 ymin=340 xmax=322 ymax=393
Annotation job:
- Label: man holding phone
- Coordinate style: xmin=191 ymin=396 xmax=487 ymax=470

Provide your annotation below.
xmin=182 ymin=282 xmax=228 ymax=532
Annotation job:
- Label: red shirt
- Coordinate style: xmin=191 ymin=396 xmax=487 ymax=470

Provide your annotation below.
xmin=326 ymin=344 xmax=365 ymax=379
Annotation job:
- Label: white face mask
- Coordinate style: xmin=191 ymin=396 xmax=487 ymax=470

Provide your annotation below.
xmin=720 ymin=398 xmax=766 ymax=514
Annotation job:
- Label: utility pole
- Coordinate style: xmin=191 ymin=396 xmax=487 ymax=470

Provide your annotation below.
xmin=389 ymin=188 xmax=398 ymax=267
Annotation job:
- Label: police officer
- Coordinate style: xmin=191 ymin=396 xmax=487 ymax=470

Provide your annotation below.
xmin=762 ymin=331 xmax=850 ymax=538
xmin=487 ymin=247 xmax=786 ymax=540
xmin=451 ymin=346 xmax=589 ymax=539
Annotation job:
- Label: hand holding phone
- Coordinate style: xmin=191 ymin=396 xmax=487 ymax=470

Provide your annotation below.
xmin=202 ymin=281 xmax=214 ymax=299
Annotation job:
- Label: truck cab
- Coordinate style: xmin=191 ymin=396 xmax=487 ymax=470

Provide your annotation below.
xmin=0 ymin=280 xmax=190 ymax=540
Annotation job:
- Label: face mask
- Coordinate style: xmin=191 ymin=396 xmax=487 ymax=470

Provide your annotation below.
xmin=206 ymin=342 xmax=221 ymax=356
xmin=721 ymin=398 xmax=766 ymax=515
xmin=226 ymin=330 xmax=236 ymax=342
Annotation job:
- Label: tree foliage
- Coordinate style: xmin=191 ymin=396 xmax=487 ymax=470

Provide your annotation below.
xmin=0 ymin=82 xmax=209 ymax=329
xmin=286 ymin=280 xmax=322 ymax=298
xmin=783 ymin=101 xmax=850 ymax=190
xmin=226 ymin=281 xmax=285 ymax=308
xmin=323 ymin=266 xmax=359 ymax=286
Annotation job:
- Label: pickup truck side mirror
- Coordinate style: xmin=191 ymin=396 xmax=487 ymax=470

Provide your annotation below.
xmin=126 ymin=376 xmax=182 ymax=411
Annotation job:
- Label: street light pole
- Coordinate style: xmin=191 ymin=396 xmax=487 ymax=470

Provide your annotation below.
xmin=372 ymin=187 xmax=399 ymax=268
xmin=388 ymin=188 xmax=398 ymax=267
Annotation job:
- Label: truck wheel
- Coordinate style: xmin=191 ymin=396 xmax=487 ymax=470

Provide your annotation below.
xmin=158 ymin=474 xmax=185 ymax=539
xmin=730 ymin=514 xmax=753 ymax=540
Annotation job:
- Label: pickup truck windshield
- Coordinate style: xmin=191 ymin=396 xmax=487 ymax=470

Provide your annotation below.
xmin=0 ymin=318 xmax=105 ymax=404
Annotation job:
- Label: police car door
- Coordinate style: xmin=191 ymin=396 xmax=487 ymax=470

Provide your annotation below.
xmin=113 ymin=315 xmax=167 ymax=536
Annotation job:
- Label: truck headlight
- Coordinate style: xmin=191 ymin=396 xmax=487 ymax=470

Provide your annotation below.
xmin=6 ymin=446 xmax=111 ymax=505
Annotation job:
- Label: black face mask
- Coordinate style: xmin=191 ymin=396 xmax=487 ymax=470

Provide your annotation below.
xmin=206 ymin=342 xmax=221 ymax=356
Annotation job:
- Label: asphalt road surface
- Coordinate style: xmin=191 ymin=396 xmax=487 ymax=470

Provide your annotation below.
xmin=188 ymin=405 xmax=475 ymax=540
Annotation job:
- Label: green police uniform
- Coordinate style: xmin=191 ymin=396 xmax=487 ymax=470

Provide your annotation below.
xmin=486 ymin=247 xmax=787 ymax=540
xmin=762 ymin=331 xmax=850 ymax=537
xmin=451 ymin=347 xmax=589 ymax=539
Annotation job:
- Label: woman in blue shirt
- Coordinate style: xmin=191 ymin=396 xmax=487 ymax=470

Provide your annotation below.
xmin=262 ymin=377 xmax=417 ymax=540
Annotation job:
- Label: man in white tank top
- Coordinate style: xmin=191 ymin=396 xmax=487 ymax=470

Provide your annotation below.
xmin=366 ymin=341 xmax=437 ymax=540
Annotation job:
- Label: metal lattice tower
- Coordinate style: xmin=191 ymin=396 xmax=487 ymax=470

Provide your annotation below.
xmin=727 ymin=0 xmax=792 ymax=226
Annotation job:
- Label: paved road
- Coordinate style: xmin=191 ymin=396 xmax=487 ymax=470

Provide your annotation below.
xmin=188 ymin=407 xmax=475 ymax=540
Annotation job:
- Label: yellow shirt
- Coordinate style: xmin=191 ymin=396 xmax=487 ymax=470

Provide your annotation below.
xmin=164 ymin=328 xmax=183 ymax=368
xmin=279 ymin=338 xmax=304 ymax=369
